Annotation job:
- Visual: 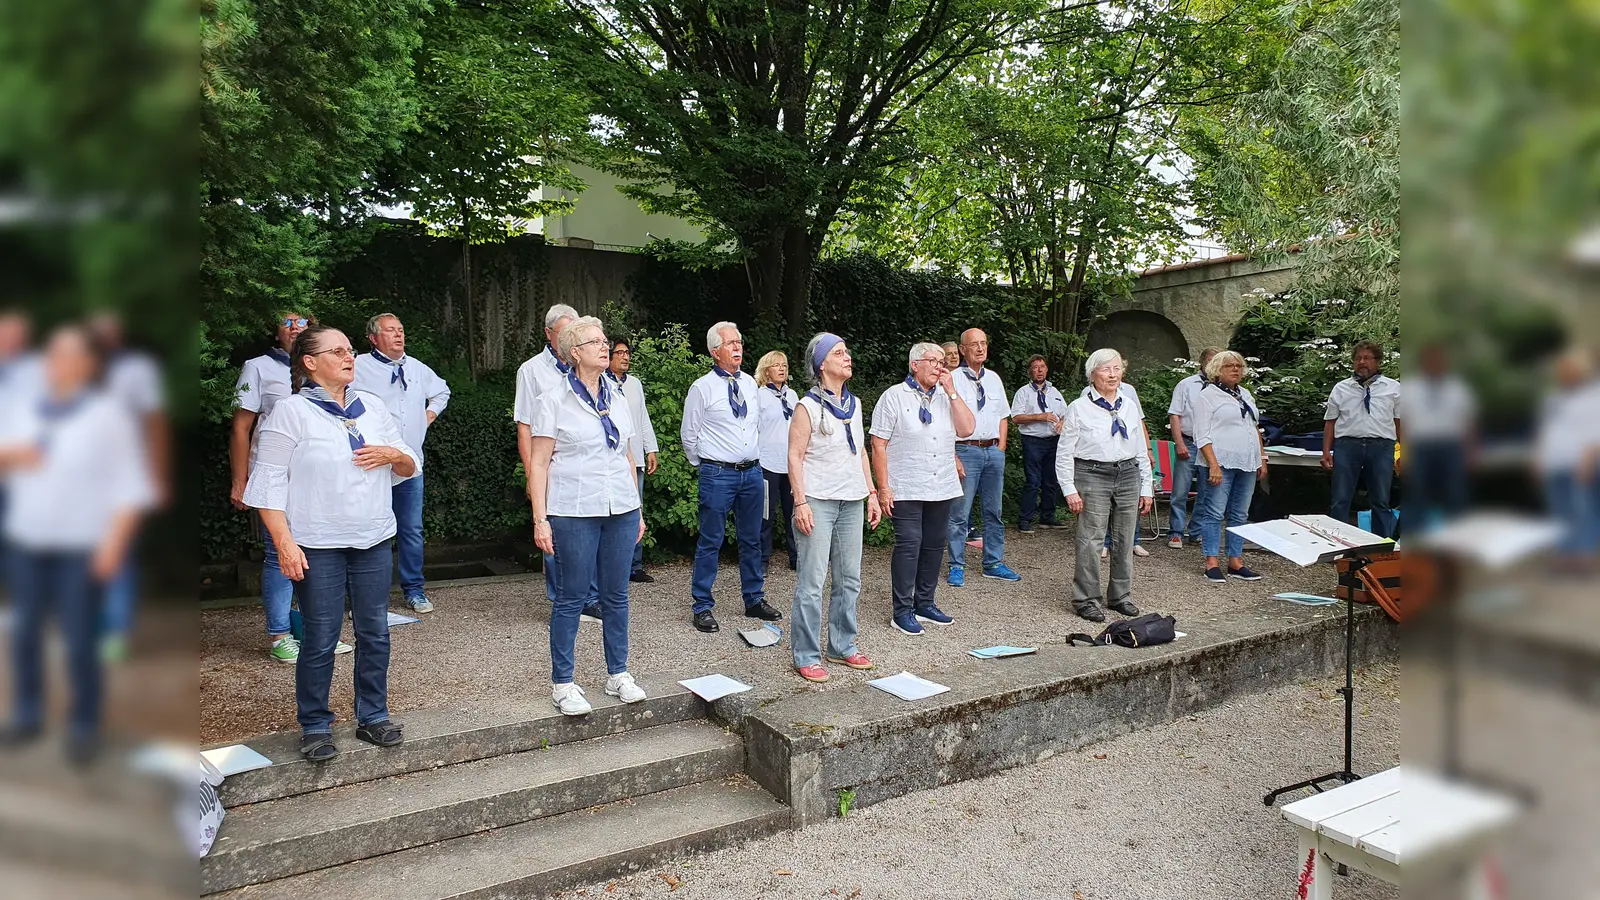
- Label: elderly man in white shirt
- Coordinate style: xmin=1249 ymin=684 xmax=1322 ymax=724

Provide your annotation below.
xmin=872 ymin=342 xmax=975 ymax=637
xmin=1403 ymin=342 xmax=1476 ymax=532
xmin=1322 ymin=340 xmax=1402 ymax=537
xmin=605 ymin=335 xmax=659 ymax=582
xmin=1164 ymin=347 xmax=1220 ymax=548
xmin=680 ymin=321 xmax=781 ymax=634
xmin=1057 ymin=348 xmax=1153 ymax=623
xmin=1010 ymin=354 xmax=1069 ymax=533
xmin=947 ymin=328 xmax=1020 ymax=585
xmin=353 ymin=313 xmax=451 ymax=614
xmin=514 ymin=304 xmax=582 ymax=607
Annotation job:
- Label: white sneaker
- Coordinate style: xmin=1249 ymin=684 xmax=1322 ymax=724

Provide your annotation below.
xmin=551 ymin=682 xmax=592 ymax=716
xmin=334 ymin=640 xmax=354 ymax=655
xmin=605 ymin=672 xmax=648 ymax=704
xmin=1133 ymin=545 xmax=1150 ymax=558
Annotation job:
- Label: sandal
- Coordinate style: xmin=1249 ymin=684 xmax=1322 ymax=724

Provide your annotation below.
xmin=355 ymin=720 xmax=404 ymax=748
xmin=299 ymin=733 xmax=339 ymax=762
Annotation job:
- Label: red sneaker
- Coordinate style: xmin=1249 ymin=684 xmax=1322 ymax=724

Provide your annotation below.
xmin=826 ymin=653 xmax=874 ymax=671
xmin=796 ymin=664 xmax=830 ymax=683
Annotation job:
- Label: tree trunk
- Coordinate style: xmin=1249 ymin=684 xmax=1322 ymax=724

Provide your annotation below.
xmin=744 ymin=235 xmax=785 ymax=328
xmin=459 ymin=197 xmax=478 ymax=380
xmin=779 ymin=226 xmax=813 ymax=339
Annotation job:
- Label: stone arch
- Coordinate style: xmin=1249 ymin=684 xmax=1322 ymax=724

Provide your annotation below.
xmin=1086 ymin=310 xmax=1190 ymax=377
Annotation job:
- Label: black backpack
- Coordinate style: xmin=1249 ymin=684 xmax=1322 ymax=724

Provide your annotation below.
xmin=1067 ymin=613 xmax=1178 ymax=648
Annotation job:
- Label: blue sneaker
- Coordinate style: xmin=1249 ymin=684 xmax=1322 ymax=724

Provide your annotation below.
xmin=982 ymin=563 xmax=1022 ymax=582
xmin=947 ymin=566 xmax=965 ymax=587
xmin=915 ymin=604 xmax=954 ymax=626
xmin=892 ymin=612 xmax=924 ymax=636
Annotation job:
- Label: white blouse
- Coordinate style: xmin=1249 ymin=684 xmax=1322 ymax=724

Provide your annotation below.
xmin=1055 ymin=392 xmax=1154 ymax=499
xmin=869 ymin=381 xmax=963 ymax=502
xmin=1193 ymin=384 xmax=1264 ymax=472
xmin=531 ymin=378 xmax=640 ymax=517
xmin=756 ymin=384 xmax=798 ymax=473
xmin=242 ymin=392 xmax=419 ymax=550
xmin=794 ymin=393 xmax=868 ymax=502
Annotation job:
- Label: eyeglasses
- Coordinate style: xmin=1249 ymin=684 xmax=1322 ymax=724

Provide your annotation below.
xmin=963 ymin=341 xmax=988 ymax=348
xmin=916 ymin=356 xmax=945 ymax=365
xmin=611 ymin=347 xmax=631 ymax=356
xmin=575 ymin=338 xmax=609 ymax=351
xmin=312 ymin=347 xmax=356 ymax=359
xmin=282 ymin=317 xmax=308 ymax=329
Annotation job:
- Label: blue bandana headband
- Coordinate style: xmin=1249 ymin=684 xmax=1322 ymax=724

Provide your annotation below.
xmin=811 ymin=333 xmax=845 ymax=377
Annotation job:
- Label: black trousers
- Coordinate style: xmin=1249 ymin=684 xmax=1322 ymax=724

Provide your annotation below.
xmin=890 ymin=498 xmax=954 ymax=618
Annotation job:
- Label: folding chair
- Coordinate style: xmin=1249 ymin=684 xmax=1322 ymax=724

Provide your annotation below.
xmin=1143 ymin=439 xmax=1175 ymax=540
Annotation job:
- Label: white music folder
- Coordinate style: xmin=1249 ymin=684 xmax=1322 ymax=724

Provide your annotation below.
xmin=1230 ymin=514 xmax=1394 ymax=567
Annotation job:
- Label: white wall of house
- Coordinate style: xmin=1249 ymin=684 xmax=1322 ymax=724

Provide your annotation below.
xmin=535 ymin=161 xmax=704 ymax=249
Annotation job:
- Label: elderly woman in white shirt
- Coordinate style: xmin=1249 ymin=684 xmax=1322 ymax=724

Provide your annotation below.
xmin=243 ymin=325 xmax=418 ymax=761
xmin=786 ymin=333 xmax=882 ymax=683
xmin=756 ymin=350 xmax=800 ymax=572
xmin=1192 ymin=350 xmax=1269 ymax=584
xmin=1056 ymin=348 xmax=1152 ymax=623
xmin=528 ymin=316 xmax=648 ymax=715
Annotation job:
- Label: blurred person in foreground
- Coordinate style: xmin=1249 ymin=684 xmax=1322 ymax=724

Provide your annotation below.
xmin=871 ymin=342 xmax=975 ymax=637
xmin=86 ymin=311 xmax=169 ymax=662
xmin=1010 ymin=354 xmax=1069 ymax=533
xmin=1403 ymin=341 xmax=1477 ymax=532
xmin=230 ymin=311 xmax=351 ymax=663
xmin=244 ymin=325 xmax=418 ymax=761
xmin=1191 ymin=351 xmax=1269 ymax=585
xmin=1535 ymin=348 xmax=1600 ymax=566
xmin=755 ymin=350 xmax=800 ymax=574
xmin=605 ymin=335 xmax=660 ymax=583
xmin=0 ymin=310 xmax=41 ymax=590
xmin=527 ymin=317 xmax=647 ymax=715
xmin=1057 ymin=348 xmax=1153 ymax=623
xmin=353 ymin=312 xmax=450 ymax=614
xmin=786 ymin=333 xmax=880 ymax=682
xmin=1165 ymin=347 xmax=1221 ymax=549
xmin=0 ymin=325 xmax=152 ymax=764
xmin=1322 ymin=340 xmax=1401 ymax=537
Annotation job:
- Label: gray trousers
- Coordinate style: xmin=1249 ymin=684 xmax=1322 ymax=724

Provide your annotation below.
xmin=1072 ymin=458 xmax=1141 ymax=607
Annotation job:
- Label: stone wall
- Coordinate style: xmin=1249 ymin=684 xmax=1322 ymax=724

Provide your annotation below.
xmin=1097 ymin=254 xmax=1300 ymax=366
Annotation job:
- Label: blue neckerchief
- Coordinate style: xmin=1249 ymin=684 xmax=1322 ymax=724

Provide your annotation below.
xmin=713 ymin=365 xmax=748 ymax=418
xmin=904 ymin=375 xmax=936 ymax=425
xmin=1209 ymin=381 xmax=1258 ymax=421
xmin=300 ymin=385 xmax=367 ymax=450
xmin=961 ymin=366 xmax=986 ymax=409
xmin=546 ymin=344 xmax=571 ymax=376
xmin=568 ymin=372 xmax=620 ymax=450
xmin=606 ymin=369 xmax=627 ymax=385
xmin=808 ymin=386 xmax=859 ymax=454
xmin=1354 ymin=373 xmax=1377 ymax=413
xmin=1032 ymin=380 xmax=1051 ymax=413
xmin=1091 ymin=394 xmax=1130 ymax=439
xmin=766 ymin=384 xmax=793 ymax=420
xmin=266 ymin=347 xmax=291 ymax=368
xmin=369 ymin=349 xmax=407 ymax=390
xmin=37 ymin=390 xmax=90 ymax=453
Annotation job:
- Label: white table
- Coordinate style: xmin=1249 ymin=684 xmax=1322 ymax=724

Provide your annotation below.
xmin=1280 ymin=766 xmax=1517 ymax=898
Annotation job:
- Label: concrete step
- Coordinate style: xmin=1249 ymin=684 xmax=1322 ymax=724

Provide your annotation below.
xmin=203 ymin=720 xmax=743 ymax=894
xmin=213 ymin=681 xmax=704 ymax=807
xmin=208 ymin=778 xmax=789 ymax=900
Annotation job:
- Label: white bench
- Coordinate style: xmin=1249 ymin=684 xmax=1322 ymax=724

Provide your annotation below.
xmin=1280 ymin=766 xmax=1517 ymax=899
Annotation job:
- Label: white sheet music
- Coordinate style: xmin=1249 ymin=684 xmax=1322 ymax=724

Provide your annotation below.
xmin=1414 ymin=512 xmax=1565 ymax=569
xmin=1231 ymin=516 xmax=1392 ymax=567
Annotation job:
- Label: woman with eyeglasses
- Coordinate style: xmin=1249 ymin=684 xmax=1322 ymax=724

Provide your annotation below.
xmin=243 ymin=325 xmax=418 ymax=761
xmin=229 ymin=312 xmax=350 ymax=663
xmin=1191 ymin=350 xmax=1269 ymax=585
xmin=755 ymin=350 xmax=799 ymax=573
xmin=527 ymin=316 xmax=647 ymax=715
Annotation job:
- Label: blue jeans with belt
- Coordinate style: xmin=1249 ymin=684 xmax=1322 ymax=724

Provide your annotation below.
xmin=295 ymin=541 xmax=393 ymax=736
xmin=1330 ymin=436 xmax=1397 ymax=538
xmin=550 ymin=510 xmax=636 ymax=682
xmin=949 ymin=443 xmax=1005 ymax=570
xmin=9 ymin=549 xmax=101 ymax=740
xmin=691 ymin=461 xmax=766 ymax=614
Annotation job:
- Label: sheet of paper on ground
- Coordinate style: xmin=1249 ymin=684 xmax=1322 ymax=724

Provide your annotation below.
xmin=678 ymin=674 xmax=753 ymax=701
xmin=869 ymin=671 xmax=950 ymax=701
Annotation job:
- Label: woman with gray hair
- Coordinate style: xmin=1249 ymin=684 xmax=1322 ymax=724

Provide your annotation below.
xmin=527 ymin=316 xmax=647 ymax=715
xmin=1191 ymin=350 xmax=1268 ymax=584
xmin=786 ymin=333 xmax=881 ymax=682
xmin=1055 ymin=348 xmax=1152 ymax=622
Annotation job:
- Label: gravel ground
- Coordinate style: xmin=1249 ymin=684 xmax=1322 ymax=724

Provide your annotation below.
xmin=556 ymin=664 xmax=1402 ymax=900
xmin=201 ymin=526 xmax=1337 ymax=744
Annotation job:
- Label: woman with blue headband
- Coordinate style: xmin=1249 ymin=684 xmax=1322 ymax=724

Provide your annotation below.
xmin=786 ymin=333 xmax=881 ymax=683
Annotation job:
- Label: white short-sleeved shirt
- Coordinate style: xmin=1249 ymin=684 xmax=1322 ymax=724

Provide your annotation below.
xmin=756 ymin=383 xmax=799 ymax=473
xmin=1 ymin=391 xmax=154 ymax=551
xmin=1535 ymin=384 xmax=1600 ymax=473
xmin=105 ymin=350 xmax=165 ymax=415
xmin=513 ymin=346 xmax=568 ymax=426
xmin=1010 ymin=381 xmax=1069 ymax=438
xmin=530 ymin=379 xmax=640 ymax=518
xmin=794 ymin=393 xmax=868 ymax=501
xmin=234 ymin=352 xmax=293 ymax=417
xmin=605 ymin=371 xmax=659 ymax=467
xmin=953 ymin=366 xmax=1008 ymax=441
xmin=680 ymin=369 xmax=761 ymax=467
xmin=1403 ymin=375 xmax=1475 ymax=442
xmin=1325 ymin=375 xmax=1401 ymax=439
xmin=1167 ymin=373 xmax=1207 ymax=437
xmin=242 ymin=392 xmax=419 ymax=550
xmin=1193 ymin=384 xmax=1263 ymax=472
xmin=870 ymin=381 xmax=963 ymax=502
xmin=1055 ymin=392 xmax=1154 ymax=498
xmin=352 ymin=351 xmax=451 ymax=466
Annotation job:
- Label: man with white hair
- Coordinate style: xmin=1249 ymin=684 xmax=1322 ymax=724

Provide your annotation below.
xmin=515 ymin=304 xmax=591 ymax=610
xmin=947 ymin=327 xmax=1020 ymax=585
xmin=1165 ymin=347 xmax=1221 ymax=549
xmin=353 ymin=313 xmax=451 ymax=613
xmin=680 ymin=322 xmax=781 ymax=633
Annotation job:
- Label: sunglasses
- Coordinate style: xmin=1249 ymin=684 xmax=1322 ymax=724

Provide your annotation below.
xmin=282 ymin=317 xmax=309 ymax=329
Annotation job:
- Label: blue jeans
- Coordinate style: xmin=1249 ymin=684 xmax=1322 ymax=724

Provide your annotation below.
xmin=761 ymin=468 xmax=797 ymax=571
xmin=296 ymin=542 xmax=392 ymax=736
xmin=392 ymin=474 xmax=426 ymax=598
xmin=631 ymin=468 xmax=647 ymax=575
xmin=1407 ymin=440 xmax=1467 ymax=531
xmin=950 ymin=444 xmax=1005 ymax=569
xmin=9 ymin=549 xmax=101 ymax=739
xmin=1018 ymin=435 xmax=1060 ymax=526
xmin=261 ymin=532 xmax=295 ymax=636
xmin=549 ymin=511 xmax=636 ymax=683
xmin=1197 ymin=468 xmax=1258 ymax=559
xmin=691 ymin=462 xmax=766 ymax=614
xmin=101 ymin=542 xmax=140 ymax=640
xmin=1330 ymin=437 xmax=1396 ymax=538
xmin=1168 ymin=438 xmax=1207 ymax=539
xmin=1544 ymin=470 xmax=1595 ymax=557
xmin=790 ymin=498 xmax=863 ymax=668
